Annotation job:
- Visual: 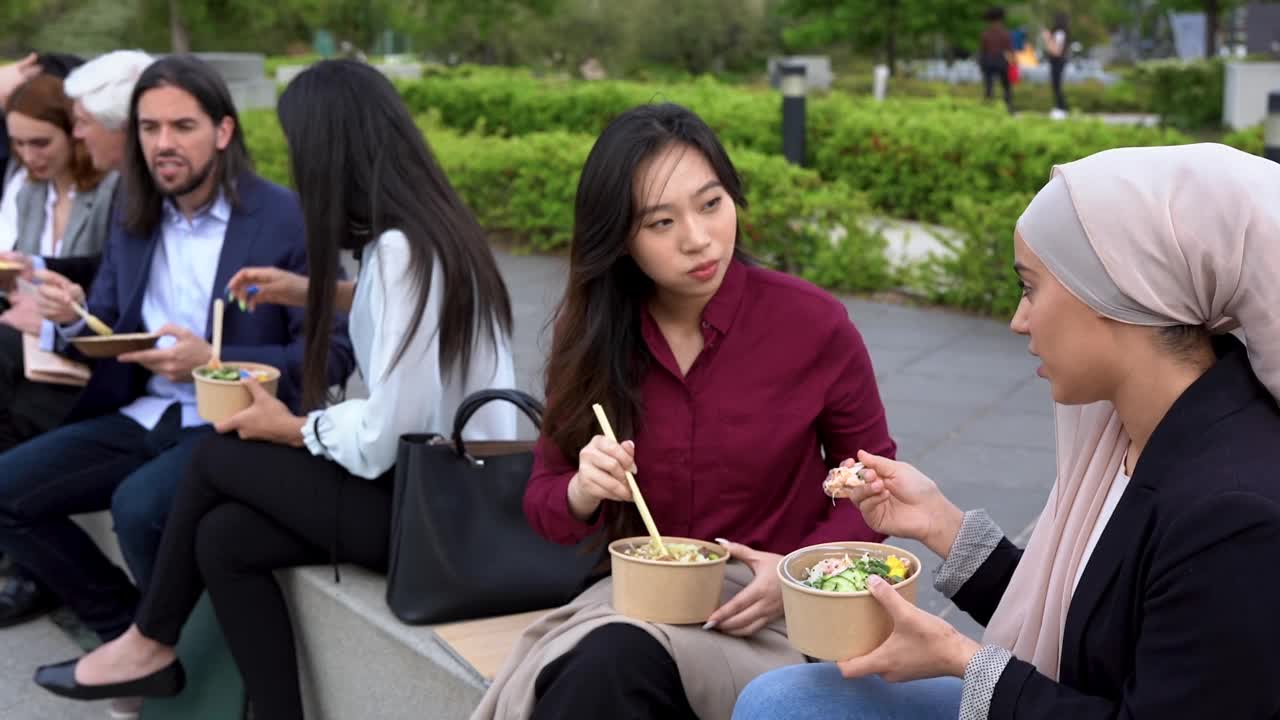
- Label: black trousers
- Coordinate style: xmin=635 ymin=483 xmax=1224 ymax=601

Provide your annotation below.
xmin=531 ymin=623 xmax=699 ymax=720
xmin=134 ymin=434 xmax=393 ymax=720
xmin=0 ymin=324 xmax=81 ymax=448
xmin=981 ymin=60 xmax=1013 ymax=113
xmin=1049 ymin=57 xmax=1069 ymax=111
xmin=0 ymin=323 xmax=85 ymax=597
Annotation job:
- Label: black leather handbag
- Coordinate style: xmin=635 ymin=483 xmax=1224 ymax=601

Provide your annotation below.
xmin=385 ymin=389 xmax=601 ymax=624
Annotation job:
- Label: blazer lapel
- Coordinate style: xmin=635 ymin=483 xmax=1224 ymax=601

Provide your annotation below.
xmin=207 ymin=204 xmax=260 ymax=338
xmin=14 ymin=180 xmax=45 ymax=256
xmin=1059 ymin=480 xmax=1157 ymax=676
xmin=58 ymin=191 xmax=94 ymax=257
xmin=118 ymin=228 xmax=162 ymax=333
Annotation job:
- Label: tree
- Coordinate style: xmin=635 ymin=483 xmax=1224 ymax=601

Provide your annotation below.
xmin=0 ymin=0 xmax=61 ymax=54
xmin=405 ymin=0 xmax=561 ymax=63
xmin=779 ymin=0 xmax=984 ymax=74
xmin=168 ymin=0 xmax=191 ymax=53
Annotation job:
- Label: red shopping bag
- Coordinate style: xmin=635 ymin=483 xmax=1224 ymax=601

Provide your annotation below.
xmin=1008 ymin=63 xmax=1020 ymax=85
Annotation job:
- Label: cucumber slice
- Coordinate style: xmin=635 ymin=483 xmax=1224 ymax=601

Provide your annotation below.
xmin=824 ymin=576 xmax=857 ymax=593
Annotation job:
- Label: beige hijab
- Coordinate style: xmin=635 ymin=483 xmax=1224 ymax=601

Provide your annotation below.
xmin=985 ymin=143 xmax=1280 ymax=679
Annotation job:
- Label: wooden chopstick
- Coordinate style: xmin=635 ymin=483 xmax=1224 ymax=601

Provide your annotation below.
xmin=591 ymin=403 xmax=669 ymax=558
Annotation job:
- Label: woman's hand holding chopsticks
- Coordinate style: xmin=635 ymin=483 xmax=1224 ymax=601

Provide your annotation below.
xmin=567 ymin=435 xmax=636 ymax=522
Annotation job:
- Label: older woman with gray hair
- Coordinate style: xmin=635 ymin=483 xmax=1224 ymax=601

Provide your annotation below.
xmin=734 ymin=143 xmax=1280 ymax=720
xmin=64 ymin=50 xmax=154 ymax=175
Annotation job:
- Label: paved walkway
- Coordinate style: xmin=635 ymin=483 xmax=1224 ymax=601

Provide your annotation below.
xmin=0 ymin=617 xmax=105 ymax=720
xmin=0 ymin=249 xmax=1053 ymax=718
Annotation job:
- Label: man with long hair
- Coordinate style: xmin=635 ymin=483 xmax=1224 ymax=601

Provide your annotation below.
xmin=0 ymin=56 xmax=354 ymax=648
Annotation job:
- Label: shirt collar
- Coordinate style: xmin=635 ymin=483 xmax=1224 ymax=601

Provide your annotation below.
xmin=163 ymin=191 xmax=230 ymax=226
xmin=45 ymin=183 xmax=75 ymax=205
xmin=699 ymin=257 xmax=747 ymax=336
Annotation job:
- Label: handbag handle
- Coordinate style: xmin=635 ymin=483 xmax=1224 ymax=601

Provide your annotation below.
xmin=451 ymin=388 xmax=545 ymax=457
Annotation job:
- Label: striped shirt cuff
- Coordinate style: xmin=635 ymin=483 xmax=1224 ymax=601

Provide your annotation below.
xmin=960 ymin=644 xmax=1014 ymax=720
xmin=933 ymin=509 xmax=1004 ymax=598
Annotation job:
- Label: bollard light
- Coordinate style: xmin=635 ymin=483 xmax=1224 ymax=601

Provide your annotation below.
xmin=1266 ymin=89 xmax=1280 ymax=163
xmin=780 ymin=63 xmax=807 ymax=166
xmin=872 ymin=64 xmax=890 ymax=102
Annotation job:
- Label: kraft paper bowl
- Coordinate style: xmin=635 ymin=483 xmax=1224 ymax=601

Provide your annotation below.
xmin=68 ymin=332 xmax=159 ymax=359
xmin=193 ymin=362 xmax=281 ymax=424
xmin=608 ymin=536 xmax=729 ymax=624
xmin=778 ymin=541 xmax=922 ymax=661
xmin=0 ymin=261 xmax=22 ymax=288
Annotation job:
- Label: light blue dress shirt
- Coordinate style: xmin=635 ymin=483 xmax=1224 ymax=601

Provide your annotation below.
xmin=55 ymin=195 xmax=229 ymax=430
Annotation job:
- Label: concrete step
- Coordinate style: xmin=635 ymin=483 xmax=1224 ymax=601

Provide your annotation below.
xmin=70 ymin=508 xmax=537 ymax=720
xmin=0 ymin=619 xmax=112 ymax=720
xmin=283 ymin=564 xmax=491 ymax=720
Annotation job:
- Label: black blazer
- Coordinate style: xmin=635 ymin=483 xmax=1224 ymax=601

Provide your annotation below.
xmin=953 ymin=334 xmax=1280 ymax=719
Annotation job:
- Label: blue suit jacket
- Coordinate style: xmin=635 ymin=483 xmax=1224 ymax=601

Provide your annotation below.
xmin=66 ymin=172 xmax=354 ymax=422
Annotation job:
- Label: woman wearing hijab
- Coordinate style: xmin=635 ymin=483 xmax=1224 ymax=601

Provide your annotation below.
xmin=732 ymin=143 xmax=1280 ymax=719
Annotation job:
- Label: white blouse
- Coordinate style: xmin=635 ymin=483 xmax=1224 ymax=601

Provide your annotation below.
xmin=0 ymin=167 xmax=27 ymax=252
xmin=1071 ymin=465 xmax=1131 ymax=597
xmin=302 ymin=229 xmax=517 ymax=479
xmin=38 ymin=182 xmax=75 ymax=257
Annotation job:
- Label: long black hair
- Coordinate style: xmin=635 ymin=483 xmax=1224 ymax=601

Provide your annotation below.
xmin=122 ymin=55 xmax=252 ymax=237
xmin=277 ymin=59 xmax=513 ymax=410
xmin=543 ymin=102 xmax=750 ymax=541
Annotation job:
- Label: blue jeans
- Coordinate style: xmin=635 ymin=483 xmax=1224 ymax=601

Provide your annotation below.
xmin=733 ymin=663 xmax=962 ymax=720
xmin=0 ymin=405 xmax=211 ymax=639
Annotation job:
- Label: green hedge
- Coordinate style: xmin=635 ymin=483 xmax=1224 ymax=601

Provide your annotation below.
xmin=905 ymin=193 xmax=1032 ymax=317
xmin=237 ymin=108 xmax=892 ymax=294
xmin=1128 ymin=59 xmax=1224 ymax=131
xmin=399 ymin=73 xmax=785 ymax=153
xmin=809 ymin=96 xmax=1188 ymax=220
xmin=836 ymin=73 xmax=1147 ymax=115
xmin=397 ymin=72 xmax=1189 ymax=222
xmin=1223 ymin=124 xmax=1264 ymax=155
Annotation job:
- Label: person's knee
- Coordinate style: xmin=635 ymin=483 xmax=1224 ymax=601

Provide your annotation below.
xmin=578 ymin=623 xmax=665 ymax=674
xmin=194 ymin=503 xmax=255 ymax=580
xmin=189 ymin=434 xmax=239 ymax=481
xmin=735 ymin=665 xmax=819 ymax=719
xmin=110 ymin=480 xmax=165 ymax=543
xmin=544 ymin=624 xmax=667 ymax=690
xmin=0 ymin=458 xmax=38 ymax=529
xmin=734 ymin=664 xmax=853 ymax=720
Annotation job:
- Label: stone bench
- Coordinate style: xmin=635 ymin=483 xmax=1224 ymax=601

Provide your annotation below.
xmin=72 ymin=512 xmax=541 ymax=720
xmin=285 ymin=564 xmax=542 ymax=720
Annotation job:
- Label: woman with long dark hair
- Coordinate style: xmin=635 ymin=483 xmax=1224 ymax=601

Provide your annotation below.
xmin=472 ymin=103 xmax=896 ymax=720
xmin=32 ymin=59 xmax=517 ymax=719
xmin=1043 ymin=12 xmax=1070 ymax=118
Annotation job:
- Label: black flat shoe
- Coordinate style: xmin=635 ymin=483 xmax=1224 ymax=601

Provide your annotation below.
xmin=33 ymin=658 xmax=185 ymax=700
xmin=0 ymin=574 xmax=58 ymax=629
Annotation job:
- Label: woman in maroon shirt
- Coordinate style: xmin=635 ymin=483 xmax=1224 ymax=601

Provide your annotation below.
xmin=514 ymin=103 xmax=896 ymax=719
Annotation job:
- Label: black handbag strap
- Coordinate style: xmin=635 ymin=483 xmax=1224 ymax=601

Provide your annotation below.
xmin=451 ymin=389 xmax=545 ymax=456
